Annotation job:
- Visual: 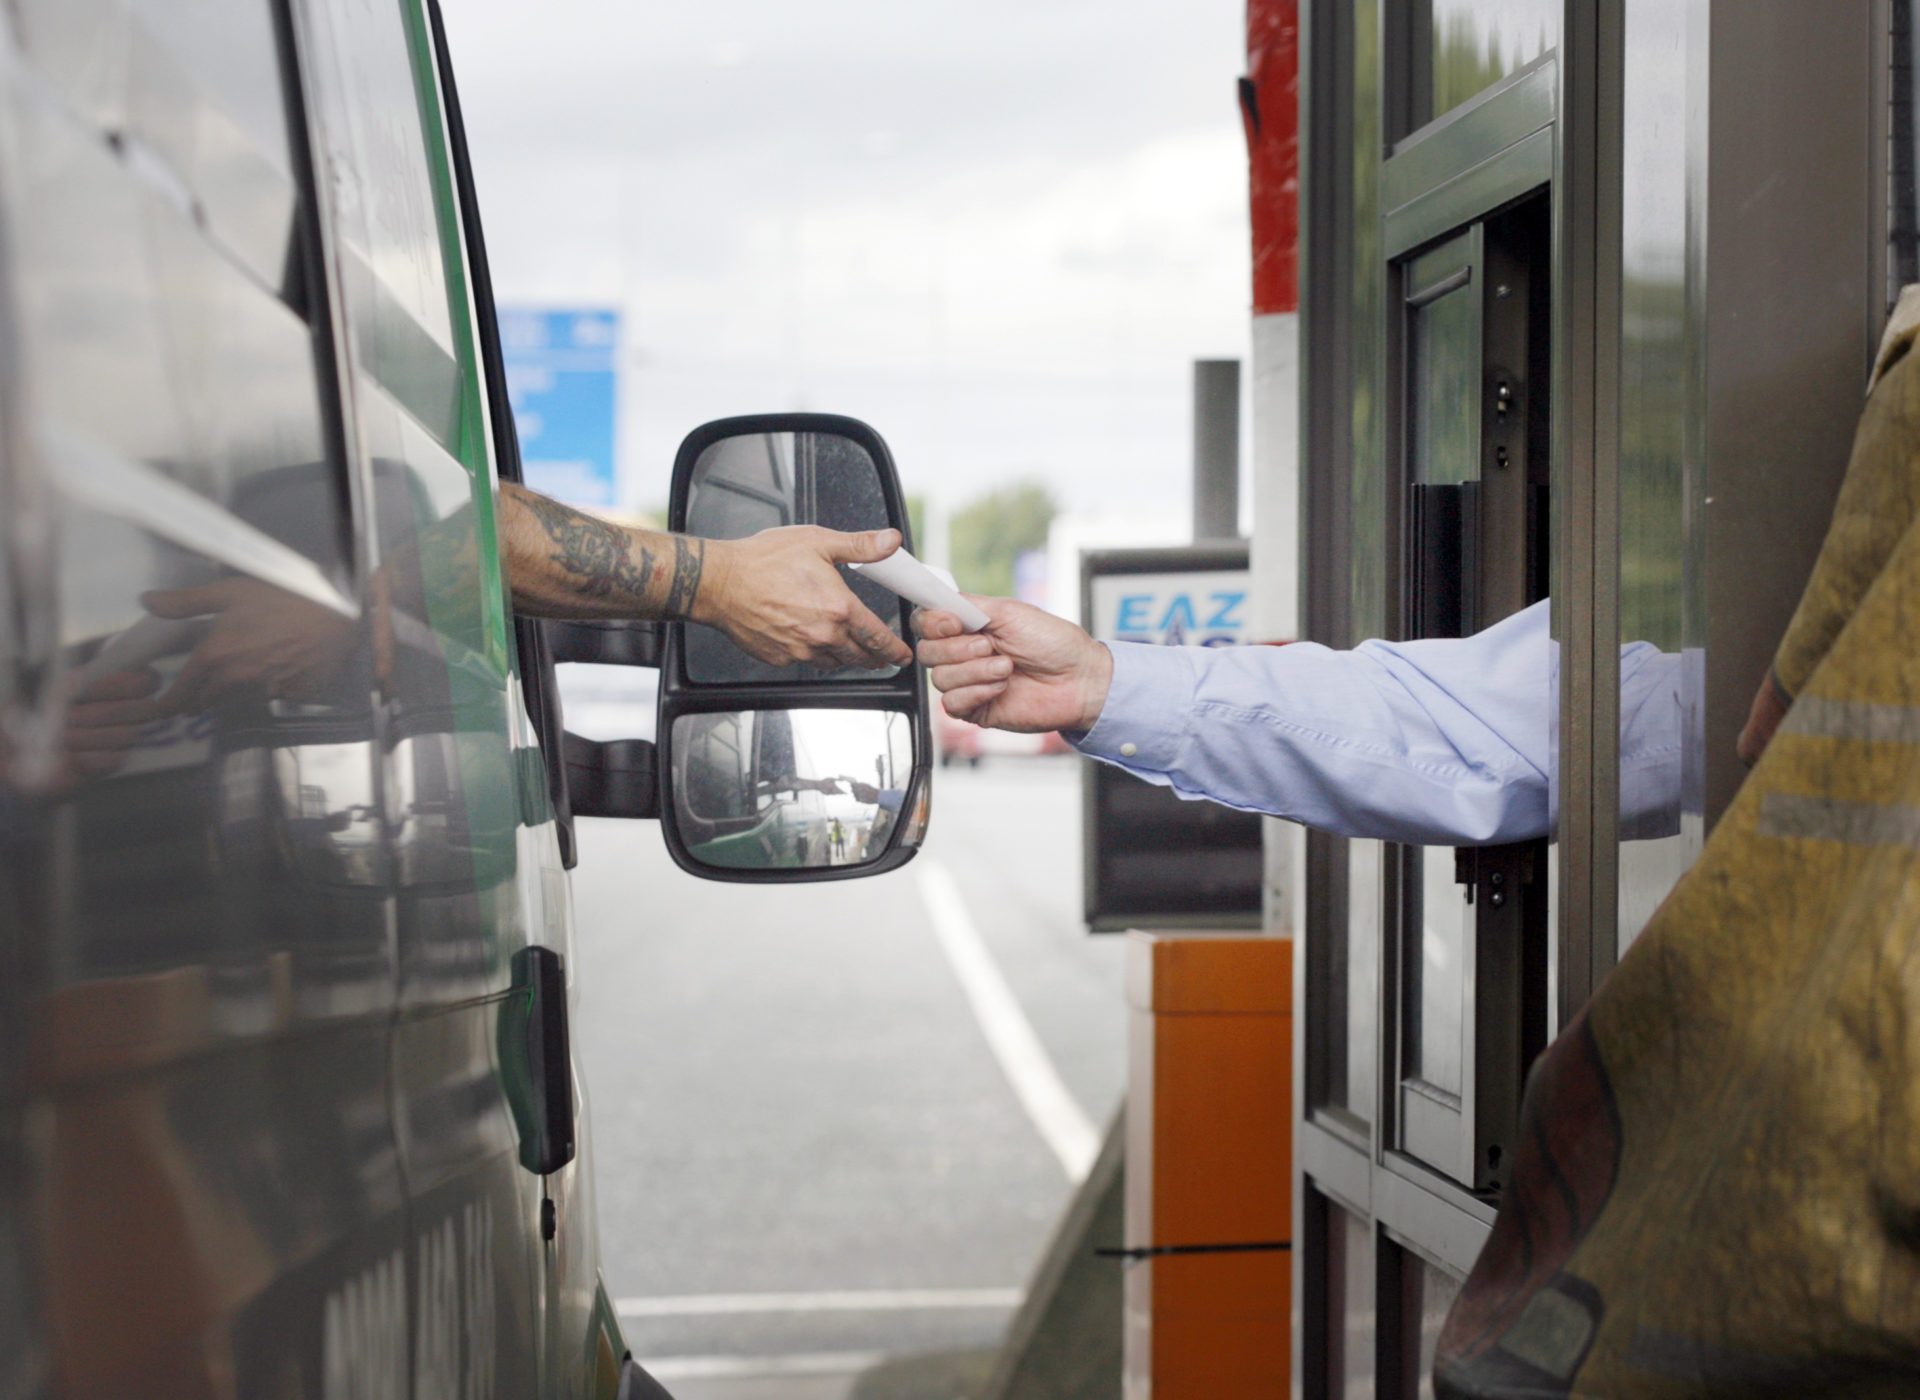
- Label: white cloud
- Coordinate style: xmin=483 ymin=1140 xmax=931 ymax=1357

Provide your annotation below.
xmin=441 ymin=1 xmax=1253 ymax=518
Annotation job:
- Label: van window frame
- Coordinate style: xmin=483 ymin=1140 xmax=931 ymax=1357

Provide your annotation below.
xmin=419 ymin=0 xmax=578 ymax=866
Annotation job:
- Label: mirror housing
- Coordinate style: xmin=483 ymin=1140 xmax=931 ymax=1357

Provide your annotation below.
xmin=659 ymin=414 xmax=931 ymax=883
xmin=547 ymin=414 xmax=932 ymax=883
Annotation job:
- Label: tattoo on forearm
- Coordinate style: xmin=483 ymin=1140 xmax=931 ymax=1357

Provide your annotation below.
xmin=664 ymin=537 xmax=705 ymax=619
xmin=520 ymin=491 xmax=655 ymax=606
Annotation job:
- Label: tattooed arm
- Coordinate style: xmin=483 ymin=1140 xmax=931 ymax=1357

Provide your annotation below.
xmin=497 ymin=485 xmax=913 ymax=669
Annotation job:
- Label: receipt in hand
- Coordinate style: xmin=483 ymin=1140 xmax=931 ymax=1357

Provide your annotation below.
xmin=848 ymin=549 xmax=990 ymax=632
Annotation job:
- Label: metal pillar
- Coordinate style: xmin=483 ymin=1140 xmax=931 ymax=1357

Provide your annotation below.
xmin=1192 ymin=359 xmax=1242 ymax=542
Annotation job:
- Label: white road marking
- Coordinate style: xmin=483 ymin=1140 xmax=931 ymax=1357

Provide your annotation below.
xmin=915 ymin=857 xmax=1101 ymax=1181
xmin=616 ymin=1287 xmax=1022 ymax=1318
xmin=642 ymin=1352 xmax=884 ymax=1381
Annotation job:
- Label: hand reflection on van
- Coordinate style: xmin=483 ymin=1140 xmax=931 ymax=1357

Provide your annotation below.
xmin=142 ymin=578 xmax=365 ymax=712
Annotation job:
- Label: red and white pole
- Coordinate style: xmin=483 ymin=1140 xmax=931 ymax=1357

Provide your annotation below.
xmin=1244 ymin=0 xmax=1301 ymax=648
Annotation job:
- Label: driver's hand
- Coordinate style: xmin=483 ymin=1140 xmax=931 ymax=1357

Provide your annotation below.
xmin=697 ymin=527 xmax=914 ymax=670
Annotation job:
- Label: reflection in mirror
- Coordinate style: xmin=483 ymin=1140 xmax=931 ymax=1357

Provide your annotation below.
xmin=671 ymin=708 xmax=914 ymax=871
xmin=683 ymin=430 xmax=904 ymax=685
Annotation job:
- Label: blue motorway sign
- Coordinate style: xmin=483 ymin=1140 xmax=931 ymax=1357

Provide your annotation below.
xmin=498 ymin=307 xmax=619 ymax=507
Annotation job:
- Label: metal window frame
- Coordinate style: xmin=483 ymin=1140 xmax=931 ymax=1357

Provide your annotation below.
xmin=1294 ymin=5 xmax=1586 ymax=1393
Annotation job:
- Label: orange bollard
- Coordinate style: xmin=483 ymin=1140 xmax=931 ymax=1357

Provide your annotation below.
xmin=1124 ymin=933 xmax=1292 ymax=1399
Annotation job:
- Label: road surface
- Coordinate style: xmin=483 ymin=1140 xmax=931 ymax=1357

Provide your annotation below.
xmin=569 ymin=756 xmax=1126 ymax=1399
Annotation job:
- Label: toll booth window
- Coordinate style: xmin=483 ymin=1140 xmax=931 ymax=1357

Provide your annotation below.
xmin=1891 ymin=0 xmax=1919 ymax=303
xmin=1412 ymin=0 xmax=1559 ymax=130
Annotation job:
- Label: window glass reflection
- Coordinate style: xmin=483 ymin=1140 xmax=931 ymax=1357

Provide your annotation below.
xmin=306 ymin=0 xmax=470 ymax=449
xmin=1618 ymin=0 xmax=1701 ymax=950
xmin=1325 ymin=1205 xmax=1374 ymax=1399
xmin=683 ymin=432 xmax=906 ymax=685
xmin=672 ymin=709 xmax=913 ymax=871
xmin=1427 ymin=0 xmax=1559 ymax=121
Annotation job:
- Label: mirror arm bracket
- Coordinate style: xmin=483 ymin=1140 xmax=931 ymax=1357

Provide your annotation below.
xmin=543 ymin=619 xmax=663 ymax=669
xmin=563 ymin=732 xmax=658 ymax=820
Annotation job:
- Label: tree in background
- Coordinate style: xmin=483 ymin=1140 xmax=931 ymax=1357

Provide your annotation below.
xmin=950 ymin=482 xmax=1057 ymax=598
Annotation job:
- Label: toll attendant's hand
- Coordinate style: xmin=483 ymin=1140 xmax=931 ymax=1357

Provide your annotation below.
xmin=143 ymin=579 xmax=358 ymax=713
xmin=697 ymin=526 xmax=914 ymax=670
xmin=914 ymin=596 xmax=1113 ymax=733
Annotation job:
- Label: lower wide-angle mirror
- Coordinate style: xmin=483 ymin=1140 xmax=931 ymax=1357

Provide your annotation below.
xmin=670 ymin=708 xmax=915 ymax=872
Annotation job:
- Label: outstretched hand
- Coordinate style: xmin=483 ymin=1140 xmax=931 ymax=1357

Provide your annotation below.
xmin=913 ymin=596 xmax=1112 ymax=733
xmin=699 ymin=527 xmax=914 ymax=670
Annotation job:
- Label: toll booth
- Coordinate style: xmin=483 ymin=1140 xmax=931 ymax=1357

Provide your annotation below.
xmin=1264 ymin=2 xmax=1896 ymax=1393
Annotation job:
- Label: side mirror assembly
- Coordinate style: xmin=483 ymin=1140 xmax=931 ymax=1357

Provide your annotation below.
xmin=550 ymin=414 xmax=932 ymax=883
xmin=660 ymin=414 xmax=931 ymax=882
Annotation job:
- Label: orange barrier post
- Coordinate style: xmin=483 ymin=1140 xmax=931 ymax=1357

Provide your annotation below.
xmin=1123 ymin=933 xmax=1292 ymax=1399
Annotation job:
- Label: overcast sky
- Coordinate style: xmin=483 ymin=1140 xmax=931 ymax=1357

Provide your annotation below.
xmin=440 ymin=0 xmax=1252 ymax=526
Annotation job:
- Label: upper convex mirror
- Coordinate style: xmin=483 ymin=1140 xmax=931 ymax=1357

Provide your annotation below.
xmin=682 ymin=428 xmax=906 ymax=684
xmin=670 ymin=708 xmax=916 ymax=872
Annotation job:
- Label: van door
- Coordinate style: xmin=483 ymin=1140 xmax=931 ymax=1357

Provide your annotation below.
xmin=0 ymin=0 xmax=405 ymax=1391
xmin=295 ymin=0 xmax=560 ymax=1391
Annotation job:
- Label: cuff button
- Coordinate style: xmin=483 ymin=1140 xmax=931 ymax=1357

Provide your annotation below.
xmin=1119 ymin=742 xmax=1138 ymax=758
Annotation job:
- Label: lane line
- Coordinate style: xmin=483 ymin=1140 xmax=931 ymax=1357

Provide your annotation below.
xmin=616 ymin=1287 xmax=1022 ymax=1317
xmin=915 ymin=857 xmax=1100 ymax=1180
xmin=642 ymin=1352 xmax=884 ymax=1381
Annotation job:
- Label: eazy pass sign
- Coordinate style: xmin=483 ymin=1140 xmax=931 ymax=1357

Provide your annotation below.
xmin=1089 ymin=571 xmax=1252 ymax=648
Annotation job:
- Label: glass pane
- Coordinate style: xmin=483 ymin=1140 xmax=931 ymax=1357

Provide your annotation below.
xmin=1317 ymin=831 xmax=1353 ymax=1112
xmin=682 ymin=430 xmax=905 ymax=684
xmin=1618 ymin=0 xmax=1701 ymax=948
xmin=1404 ymin=1253 xmax=1463 ymax=1399
xmin=1408 ymin=849 xmax=1467 ymax=1098
xmin=1408 ymin=254 xmax=1481 ymax=489
xmin=1345 ymin=840 xmax=1382 ymax=1122
xmin=1351 ymin=0 xmax=1388 ymax=642
xmin=671 ymin=709 xmax=914 ymax=871
xmin=1326 ymin=1205 xmax=1376 ymax=1399
xmin=1429 ymin=0 xmax=1560 ymax=119
xmin=1342 ymin=0 xmax=1388 ymax=1129
xmin=1891 ymin=0 xmax=1919 ymax=300
xmin=305 ymin=0 xmax=471 ymax=450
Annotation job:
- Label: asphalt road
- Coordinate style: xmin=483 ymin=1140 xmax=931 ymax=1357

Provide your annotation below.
xmin=569 ymin=756 xmax=1126 ymax=1400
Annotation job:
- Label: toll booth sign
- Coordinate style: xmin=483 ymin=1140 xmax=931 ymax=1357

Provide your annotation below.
xmin=500 ymin=308 xmax=619 ymax=507
xmin=1081 ymin=545 xmax=1263 ymax=933
xmin=1090 ymin=572 xmax=1252 ymax=648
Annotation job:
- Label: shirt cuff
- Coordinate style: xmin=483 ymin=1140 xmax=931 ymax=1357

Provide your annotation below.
xmin=1070 ymin=642 xmax=1194 ymax=771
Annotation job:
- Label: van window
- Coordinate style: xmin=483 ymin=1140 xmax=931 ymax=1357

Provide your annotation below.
xmin=303 ymin=0 xmax=531 ymax=1007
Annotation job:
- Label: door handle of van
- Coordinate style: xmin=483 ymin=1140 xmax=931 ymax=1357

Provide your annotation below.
xmin=500 ymin=945 xmax=577 ymax=1176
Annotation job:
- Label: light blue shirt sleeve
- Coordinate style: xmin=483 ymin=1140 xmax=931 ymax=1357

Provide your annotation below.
xmin=1072 ymin=599 xmax=1681 ymax=846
